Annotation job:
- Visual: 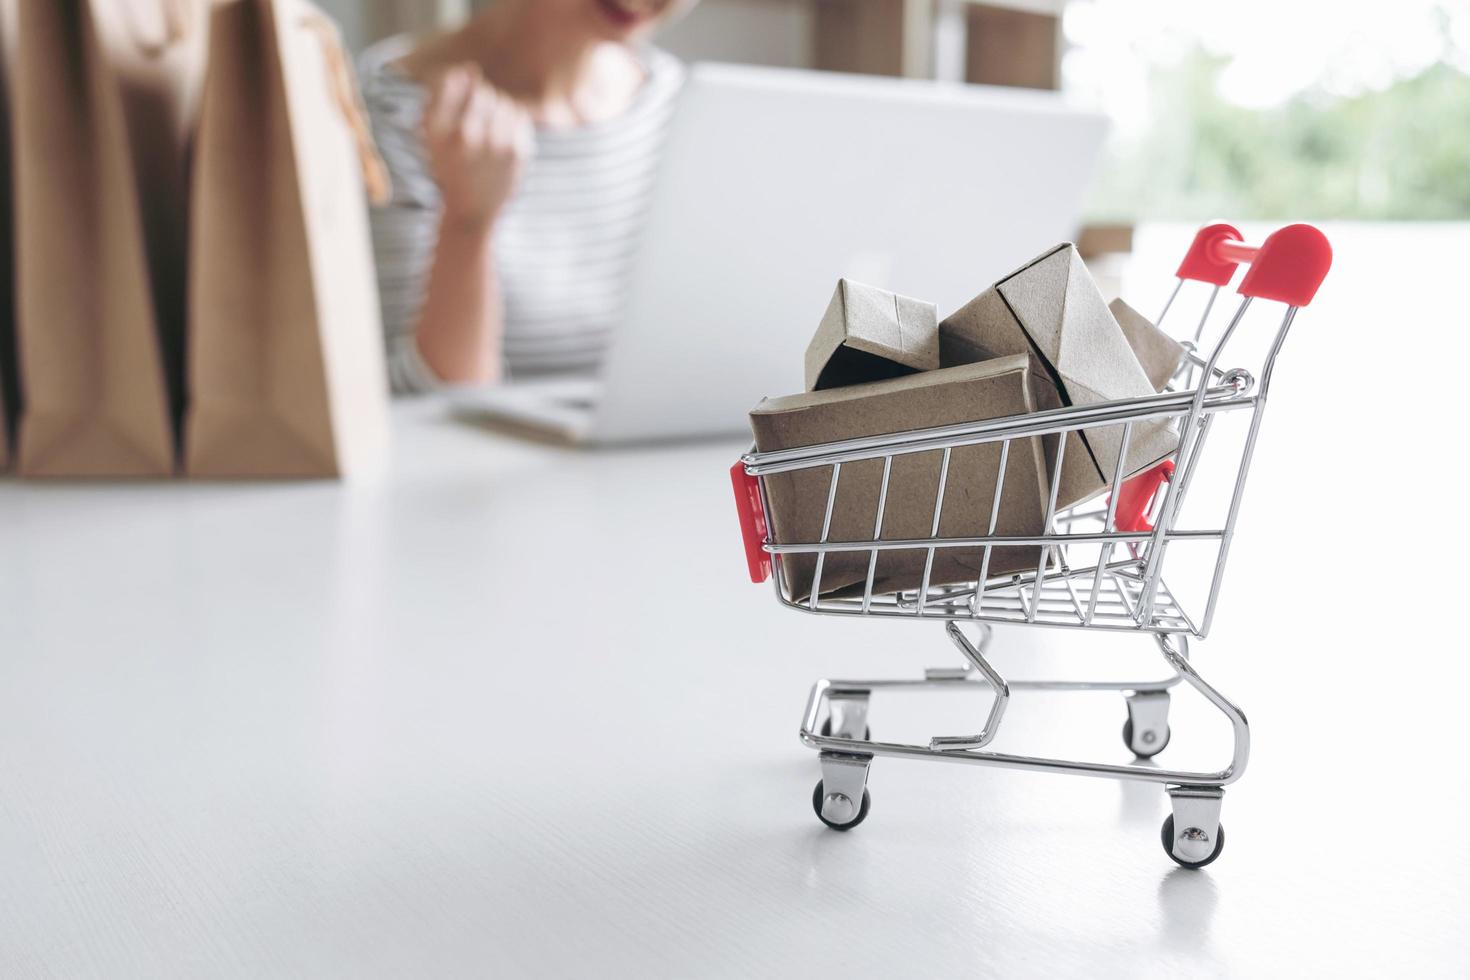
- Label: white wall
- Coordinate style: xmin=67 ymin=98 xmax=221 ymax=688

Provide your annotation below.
xmin=318 ymin=0 xmax=812 ymax=62
xmin=659 ymin=0 xmax=813 ymax=68
xmin=318 ymin=0 xmax=470 ymax=51
xmin=315 ymin=0 xmax=369 ymax=50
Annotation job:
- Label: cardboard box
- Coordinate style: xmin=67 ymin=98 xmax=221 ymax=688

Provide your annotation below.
xmin=805 ymin=279 xmax=938 ymax=391
xmin=750 ymin=355 xmax=1050 ymax=602
xmin=1110 ymin=297 xmax=1186 ymax=392
xmin=938 ymin=244 xmax=1178 ymax=508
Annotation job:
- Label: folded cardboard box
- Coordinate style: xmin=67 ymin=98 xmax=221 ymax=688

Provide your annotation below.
xmin=1109 ymin=297 xmax=1186 ymax=392
xmin=938 ymin=244 xmax=1179 ymax=509
xmin=750 ymin=355 xmax=1049 ymax=603
xmin=805 ymin=279 xmax=938 ymax=391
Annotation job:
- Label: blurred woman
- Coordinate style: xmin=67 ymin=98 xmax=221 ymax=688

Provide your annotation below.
xmin=361 ymin=0 xmax=688 ymax=392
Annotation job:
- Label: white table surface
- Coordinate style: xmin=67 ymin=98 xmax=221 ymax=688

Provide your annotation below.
xmin=2 ymin=224 xmax=1467 ymax=978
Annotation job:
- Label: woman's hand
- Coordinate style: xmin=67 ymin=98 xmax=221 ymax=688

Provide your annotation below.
xmin=423 ymin=64 xmax=533 ymax=233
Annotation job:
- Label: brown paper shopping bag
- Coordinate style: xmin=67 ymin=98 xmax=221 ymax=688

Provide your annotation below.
xmin=0 ymin=0 xmax=18 ymax=469
xmin=185 ymin=0 xmax=390 ymax=478
xmin=10 ymin=0 xmax=206 ymax=476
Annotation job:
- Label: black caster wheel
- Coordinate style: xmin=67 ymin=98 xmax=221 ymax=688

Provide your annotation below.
xmin=1123 ymin=718 xmax=1171 ymax=759
xmin=1160 ymin=814 xmax=1225 ymax=869
xmin=812 ymin=780 xmax=871 ymax=831
xmin=820 ymin=718 xmax=872 ymax=741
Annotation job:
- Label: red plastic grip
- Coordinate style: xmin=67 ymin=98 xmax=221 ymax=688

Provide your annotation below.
xmin=1234 ymin=223 xmax=1332 ymax=307
xmin=1175 ymin=223 xmax=1244 ymax=286
xmin=1175 ymin=222 xmax=1332 ymax=307
xmin=1110 ymin=460 xmax=1175 ymax=534
xmin=730 ymin=460 xmax=771 ymax=583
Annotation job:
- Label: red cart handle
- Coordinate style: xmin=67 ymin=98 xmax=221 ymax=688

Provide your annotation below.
xmin=730 ymin=460 xmax=771 ymax=583
xmin=1110 ymin=460 xmax=1175 ymax=534
xmin=1175 ymin=223 xmax=1332 ymax=307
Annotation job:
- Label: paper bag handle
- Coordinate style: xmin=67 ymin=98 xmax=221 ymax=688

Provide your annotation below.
xmin=299 ymin=12 xmax=392 ymax=206
xmin=119 ymin=0 xmax=194 ymax=55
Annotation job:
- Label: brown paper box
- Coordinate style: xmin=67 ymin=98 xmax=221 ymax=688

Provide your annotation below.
xmin=1109 ymin=297 xmax=1185 ymax=393
xmin=750 ymin=355 xmax=1050 ymax=602
xmin=185 ymin=0 xmax=389 ymax=478
xmin=938 ymin=244 xmax=1178 ymax=509
xmin=805 ymin=279 xmax=938 ymax=391
xmin=10 ymin=0 xmax=207 ymax=476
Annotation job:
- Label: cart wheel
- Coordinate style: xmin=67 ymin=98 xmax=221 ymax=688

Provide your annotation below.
xmin=812 ymin=780 xmax=871 ymax=831
xmin=1160 ymin=814 xmax=1225 ymax=869
xmin=1123 ymin=718 xmax=1171 ymax=759
xmin=820 ymin=718 xmax=872 ymax=741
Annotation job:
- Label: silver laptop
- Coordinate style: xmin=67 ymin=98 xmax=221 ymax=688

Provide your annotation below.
xmin=452 ymin=62 xmax=1107 ymax=444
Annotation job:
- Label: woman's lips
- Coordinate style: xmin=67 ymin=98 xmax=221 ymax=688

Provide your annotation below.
xmin=594 ymin=0 xmax=662 ymax=29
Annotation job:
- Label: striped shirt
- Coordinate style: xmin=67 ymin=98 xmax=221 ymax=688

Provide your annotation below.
xmin=360 ymin=38 xmax=684 ymax=392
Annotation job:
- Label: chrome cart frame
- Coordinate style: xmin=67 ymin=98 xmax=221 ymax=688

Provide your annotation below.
xmin=731 ymin=224 xmax=1332 ymax=868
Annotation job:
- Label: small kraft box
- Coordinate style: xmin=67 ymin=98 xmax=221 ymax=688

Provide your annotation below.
xmin=1109 ymin=297 xmax=1186 ymax=393
xmin=938 ymin=244 xmax=1179 ymax=509
xmin=750 ymin=354 xmax=1050 ymax=603
xmin=805 ymin=278 xmax=938 ymax=391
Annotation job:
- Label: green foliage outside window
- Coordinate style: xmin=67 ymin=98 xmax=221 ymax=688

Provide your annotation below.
xmin=1089 ymin=51 xmax=1470 ymax=221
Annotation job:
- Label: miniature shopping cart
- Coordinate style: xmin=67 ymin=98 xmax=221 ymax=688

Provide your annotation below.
xmin=730 ymin=223 xmax=1332 ymax=868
